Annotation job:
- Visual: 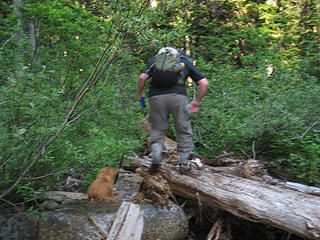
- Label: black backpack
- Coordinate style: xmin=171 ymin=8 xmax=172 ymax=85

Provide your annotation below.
xmin=149 ymin=47 xmax=185 ymax=88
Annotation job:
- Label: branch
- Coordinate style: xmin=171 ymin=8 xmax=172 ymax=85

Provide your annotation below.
xmin=252 ymin=140 xmax=256 ymax=159
xmin=0 ymin=92 xmax=36 ymax=106
xmin=0 ymin=132 xmax=60 ymax=199
xmin=0 ymin=99 xmax=14 ymax=105
xmin=1 ymin=33 xmax=17 ymax=48
xmin=0 ymin=156 xmax=13 ymax=168
xmin=290 ymin=118 xmax=320 ymax=140
xmin=88 ymin=216 xmax=108 ymax=239
xmin=47 ymin=134 xmax=88 ymax=155
xmin=22 ymin=169 xmax=66 ymax=180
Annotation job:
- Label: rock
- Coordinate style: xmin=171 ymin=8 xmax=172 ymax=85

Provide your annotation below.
xmin=40 ymin=200 xmax=59 ymax=211
xmin=0 ymin=200 xmax=188 ymax=240
xmin=0 ymin=213 xmax=39 ymax=240
xmin=141 ymin=203 xmax=188 ymax=240
xmin=38 ymin=200 xmax=119 ymax=240
xmin=113 ymin=169 xmax=143 ymax=202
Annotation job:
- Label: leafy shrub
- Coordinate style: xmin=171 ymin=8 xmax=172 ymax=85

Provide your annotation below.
xmin=271 ymin=133 xmax=320 ymax=185
xmin=191 ymin=48 xmax=319 ymax=185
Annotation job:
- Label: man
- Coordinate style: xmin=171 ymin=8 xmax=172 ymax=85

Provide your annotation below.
xmin=137 ymin=47 xmax=209 ymax=174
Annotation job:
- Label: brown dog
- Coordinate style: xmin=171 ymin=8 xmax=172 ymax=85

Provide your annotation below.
xmin=87 ymin=167 xmax=119 ymax=203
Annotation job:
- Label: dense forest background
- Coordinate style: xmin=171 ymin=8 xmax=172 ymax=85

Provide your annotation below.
xmin=0 ymin=0 xmax=319 ymax=205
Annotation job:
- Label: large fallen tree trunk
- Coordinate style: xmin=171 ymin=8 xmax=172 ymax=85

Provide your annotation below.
xmin=132 ymin=157 xmax=320 ymax=240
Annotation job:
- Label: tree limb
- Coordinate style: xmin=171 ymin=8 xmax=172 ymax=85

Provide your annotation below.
xmin=290 ymin=118 xmax=320 ymax=140
xmin=89 ymin=216 xmax=108 ymax=239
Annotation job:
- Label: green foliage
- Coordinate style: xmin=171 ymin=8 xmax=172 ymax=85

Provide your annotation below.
xmin=270 ymin=133 xmax=320 ymax=185
xmin=184 ymin=0 xmax=319 ymax=185
xmin=192 ymin=51 xmax=319 ymax=185
xmin=0 ymin=0 xmax=319 ymax=204
xmin=0 ymin=0 xmax=152 ymax=200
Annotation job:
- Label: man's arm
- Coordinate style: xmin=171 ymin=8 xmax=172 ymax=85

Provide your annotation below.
xmin=191 ymin=78 xmax=209 ymax=112
xmin=137 ymin=73 xmax=150 ymax=100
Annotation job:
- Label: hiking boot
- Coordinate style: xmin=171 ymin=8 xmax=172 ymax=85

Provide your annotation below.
xmin=149 ymin=152 xmax=161 ymax=173
xmin=179 ymin=152 xmax=190 ymax=164
xmin=177 ymin=161 xmax=192 ymax=174
xmin=149 ymin=162 xmax=160 ymax=174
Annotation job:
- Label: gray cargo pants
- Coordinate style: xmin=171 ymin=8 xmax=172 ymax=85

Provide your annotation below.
xmin=148 ymin=93 xmax=194 ymax=155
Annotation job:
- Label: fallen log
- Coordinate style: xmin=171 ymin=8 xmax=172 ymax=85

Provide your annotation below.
xmin=133 ymin=157 xmax=320 ymax=240
xmin=107 ymin=202 xmax=143 ymax=240
xmin=45 ymin=191 xmax=88 ymax=202
xmin=125 ymin=155 xmax=320 ymax=197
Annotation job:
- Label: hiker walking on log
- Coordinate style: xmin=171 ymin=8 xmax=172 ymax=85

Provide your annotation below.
xmin=137 ymin=47 xmax=209 ymax=174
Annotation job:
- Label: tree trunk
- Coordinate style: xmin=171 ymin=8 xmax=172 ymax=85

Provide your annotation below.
xmin=13 ymin=0 xmax=23 ymax=32
xmin=132 ymin=157 xmax=320 ymax=240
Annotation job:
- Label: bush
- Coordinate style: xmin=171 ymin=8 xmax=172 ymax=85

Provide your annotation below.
xmin=271 ymin=133 xmax=320 ymax=185
xmin=191 ymin=50 xmax=319 ymax=185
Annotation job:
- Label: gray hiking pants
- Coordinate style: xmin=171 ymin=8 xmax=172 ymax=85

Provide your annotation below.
xmin=148 ymin=93 xmax=194 ymax=154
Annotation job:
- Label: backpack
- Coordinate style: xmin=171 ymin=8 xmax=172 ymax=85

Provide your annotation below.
xmin=149 ymin=47 xmax=185 ymax=88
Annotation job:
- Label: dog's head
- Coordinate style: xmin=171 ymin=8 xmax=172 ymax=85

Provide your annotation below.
xmin=98 ymin=167 xmax=118 ymax=181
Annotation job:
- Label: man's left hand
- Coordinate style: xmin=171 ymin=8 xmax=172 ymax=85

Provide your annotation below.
xmin=191 ymin=100 xmax=200 ymax=112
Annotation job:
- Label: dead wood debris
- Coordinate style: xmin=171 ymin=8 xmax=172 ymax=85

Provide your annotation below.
xmin=206 ymin=217 xmax=232 ymax=240
xmin=239 ymin=159 xmax=269 ymax=181
xmin=134 ymin=170 xmax=178 ymax=208
xmin=88 ymin=215 xmax=108 ymax=239
xmin=204 ymin=152 xmax=241 ymax=167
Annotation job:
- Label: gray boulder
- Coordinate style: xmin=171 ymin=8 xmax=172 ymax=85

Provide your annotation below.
xmin=0 ymin=200 xmax=188 ymax=240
